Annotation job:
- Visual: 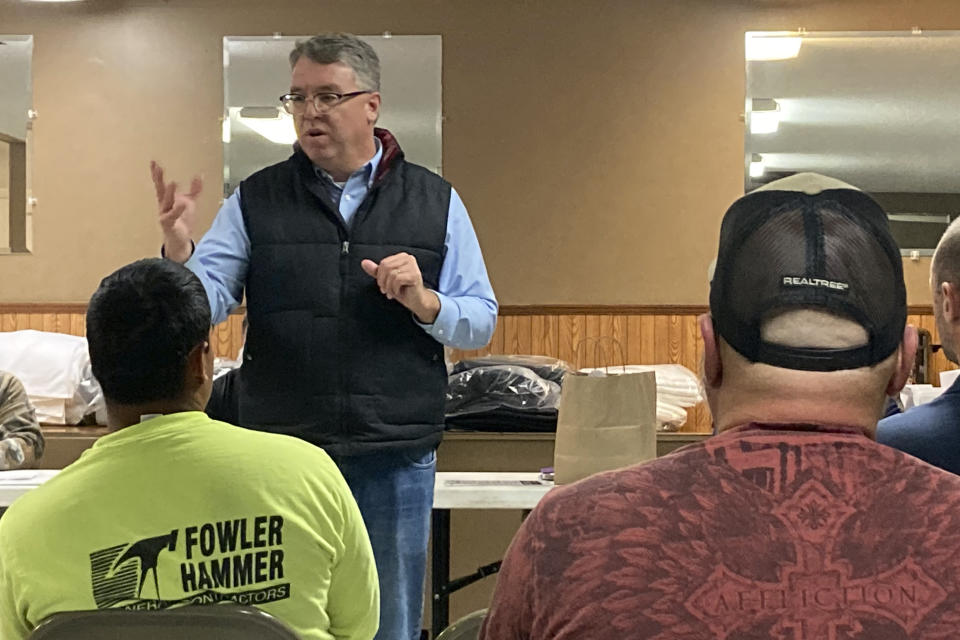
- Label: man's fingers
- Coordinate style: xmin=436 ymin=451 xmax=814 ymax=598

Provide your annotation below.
xmin=378 ymin=263 xmax=401 ymax=295
xmin=387 ymin=269 xmax=418 ymax=300
xmin=377 ymin=254 xmax=402 ymax=268
xmin=158 ymin=209 xmax=179 ymax=225
xmin=360 ymin=259 xmax=379 ymax=278
xmin=380 ymin=255 xmax=416 ymax=286
xmin=377 ymin=263 xmax=393 ymax=292
xmin=187 ymin=175 xmax=203 ymax=199
xmin=151 ymin=162 xmax=166 ymax=202
xmin=363 ymin=256 xmax=421 ymax=301
xmin=171 ymin=196 xmax=193 ymax=220
xmin=384 ymin=268 xmax=402 ymax=299
xmin=161 ymin=181 xmax=177 ymax=213
xmin=158 ymin=203 xmax=185 ymax=229
xmin=378 ymin=253 xmax=412 ymax=270
xmin=174 ymin=194 xmax=194 ymax=215
xmin=153 ymin=165 xmax=202 ymax=213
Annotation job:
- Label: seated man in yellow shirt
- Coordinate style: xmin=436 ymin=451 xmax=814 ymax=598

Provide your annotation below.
xmin=0 ymin=258 xmax=379 ymax=640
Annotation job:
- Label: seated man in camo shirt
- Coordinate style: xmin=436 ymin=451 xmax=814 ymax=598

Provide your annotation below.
xmin=482 ymin=174 xmax=960 ymax=639
xmin=0 ymin=371 xmax=44 ymax=469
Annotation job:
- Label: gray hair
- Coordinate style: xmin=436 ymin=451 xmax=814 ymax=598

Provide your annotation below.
xmin=289 ymin=33 xmax=380 ymax=92
xmin=933 ymin=218 xmax=960 ymax=289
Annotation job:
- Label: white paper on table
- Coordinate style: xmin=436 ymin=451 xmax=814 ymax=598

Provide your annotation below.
xmin=0 ymin=470 xmax=58 ymax=484
xmin=901 ymin=384 xmax=947 ymax=409
xmin=0 ymin=330 xmax=104 ymax=424
xmin=444 ymin=479 xmax=548 ymax=487
xmin=0 ymin=331 xmax=88 ymax=398
xmin=939 ymin=369 xmax=960 ymax=390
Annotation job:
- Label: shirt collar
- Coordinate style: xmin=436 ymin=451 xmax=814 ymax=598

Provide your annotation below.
xmin=314 ymin=136 xmax=382 ymax=188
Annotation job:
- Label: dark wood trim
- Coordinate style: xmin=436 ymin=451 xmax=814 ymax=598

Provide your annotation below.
xmin=2 ymin=303 xmax=938 ymax=316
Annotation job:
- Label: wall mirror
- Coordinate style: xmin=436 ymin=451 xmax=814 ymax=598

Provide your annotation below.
xmin=223 ymin=35 xmax=442 ymax=196
xmin=745 ymin=30 xmax=960 ymax=256
xmin=0 ymin=35 xmax=33 ymax=254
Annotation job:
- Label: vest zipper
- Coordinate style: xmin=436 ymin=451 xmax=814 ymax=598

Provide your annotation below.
xmin=338 ymin=234 xmax=350 ymax=440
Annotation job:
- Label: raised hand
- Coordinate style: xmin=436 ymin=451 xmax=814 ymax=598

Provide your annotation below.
xmin=361 ymin=253 xmax=440 ymax=324
xmin=150 ymin=161 xmax=202 ymax=263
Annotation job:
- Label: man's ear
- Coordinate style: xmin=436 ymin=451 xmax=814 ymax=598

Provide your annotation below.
xmin=886 ymin=324 xmax=918 ymax=396
xmin=365 ymin=92 xmax=381 ymax=125
xmin=699 ymin=314 xmax=722 ymax=388
xmin=186 ymin=341 xmax=211 ymax=385
xmin=941 ymin=282 xmax=960 ymax=323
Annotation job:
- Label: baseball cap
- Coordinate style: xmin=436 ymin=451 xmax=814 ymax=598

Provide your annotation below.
xmin=709 ymin=172 xmax=906 ymax=371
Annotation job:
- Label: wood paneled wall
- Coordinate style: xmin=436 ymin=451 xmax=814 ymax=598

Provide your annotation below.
xmin=3 ymin=305 xmax=953 ymax=433
xmin=0 ymin=304 xmax=245 ymax=364
xmin=907 ymin=311 xmax=954 ymax=382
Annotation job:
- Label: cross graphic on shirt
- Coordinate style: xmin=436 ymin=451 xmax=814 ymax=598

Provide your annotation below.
xmin=684 ymin=479 xmax=947 ymax=639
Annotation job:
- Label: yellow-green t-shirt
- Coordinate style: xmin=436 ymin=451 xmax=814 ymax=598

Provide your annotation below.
xmin=0 ymin=412 xmax=378 ymax=640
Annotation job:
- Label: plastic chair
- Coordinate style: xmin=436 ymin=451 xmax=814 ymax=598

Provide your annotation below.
xmin=435 ymin=609 xmax=486 ymax=640
xmin=28 ymin=605 xmax=299 ymax=640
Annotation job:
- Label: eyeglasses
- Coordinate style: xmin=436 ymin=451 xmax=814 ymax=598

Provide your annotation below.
xmin=279 ymin=90 xmax=371 ymax=115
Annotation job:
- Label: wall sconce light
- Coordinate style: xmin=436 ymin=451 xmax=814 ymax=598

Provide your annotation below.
xmin=750 ymin=98 xmax=781 ymax=134
xmin=746 ymin=34 xmax=802 ymax=61
xmin=237 ymin=107 xmax=297 ymax=145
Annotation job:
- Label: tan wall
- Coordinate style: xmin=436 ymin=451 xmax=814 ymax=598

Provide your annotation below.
xmin=0 ymin=142 xmax=8 ymax=250
xmin=0 ymin=0 xmax=952 ymax=305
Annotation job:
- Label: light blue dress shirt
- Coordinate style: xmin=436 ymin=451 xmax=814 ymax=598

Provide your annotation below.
xmin=184 ymin=140 xmax=498 ymax=350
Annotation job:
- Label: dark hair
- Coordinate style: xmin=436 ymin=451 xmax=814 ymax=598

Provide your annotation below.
xmin=86 ymin=259 xmax=211 ymax=404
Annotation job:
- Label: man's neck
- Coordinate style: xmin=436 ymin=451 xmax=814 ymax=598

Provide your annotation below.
xmin=714 ymin=398 xmax=882 ymax=439
xmin=106 ymin=400 xmax=201 ymax=431
xmin=323 ymin=165 xmax=358 ymax=183
xmin=317 ymin=137 xmax=378 ymax=182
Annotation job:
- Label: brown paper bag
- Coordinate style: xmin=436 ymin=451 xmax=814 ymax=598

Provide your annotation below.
xmin=554 ymin=370 xmax=657 ymax=485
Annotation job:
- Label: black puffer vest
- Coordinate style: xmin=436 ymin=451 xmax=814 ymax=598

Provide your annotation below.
xmin=237 ymin=129 xmax=451 ymax=455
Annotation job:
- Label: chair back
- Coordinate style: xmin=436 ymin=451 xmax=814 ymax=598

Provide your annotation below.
xmin=435 ymin=609 xmax=487 ymax=640
xmin=28 ymin=605 xmax=299 ymax=640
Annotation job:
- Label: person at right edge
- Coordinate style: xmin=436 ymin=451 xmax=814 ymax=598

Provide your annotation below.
xmin=481 ymin=173 xmax=960 ymax=639
xmin=879 ymin=217 xmax=960 ymax=474
xmin=150 ymin=33 xmax=497 ymax=640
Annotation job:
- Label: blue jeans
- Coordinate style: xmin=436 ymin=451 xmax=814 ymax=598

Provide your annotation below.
xmin=332 ymin=446 xmax=436 ymax=640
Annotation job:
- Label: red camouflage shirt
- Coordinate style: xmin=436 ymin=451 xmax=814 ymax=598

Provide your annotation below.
xmin=481 ymin=424 xmax=960 ymax=639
